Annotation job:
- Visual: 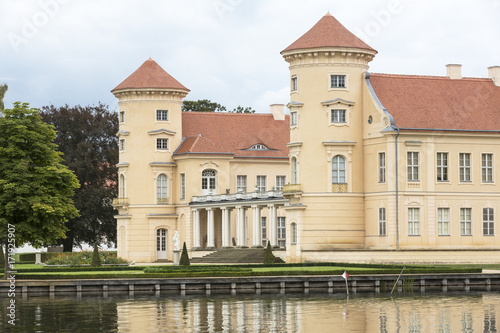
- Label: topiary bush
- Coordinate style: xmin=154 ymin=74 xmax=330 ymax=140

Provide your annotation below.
xmin=91 ymin=243 xmax=101 ymax=267
xmin=179 ymin=242 xmax=190 ymax=266
xmin=263 ymin=241 xmax=274 ymax=265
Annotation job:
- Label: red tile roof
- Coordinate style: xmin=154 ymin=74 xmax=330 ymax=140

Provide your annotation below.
xmin=369 ymin=73 xmax=500 ymax=131
xmin=176 ymin=112 xmax=290 ymax=158
xmin=112 ymin=58 xmax=189 ymax=92
xmin=282 ymin=13 xmax=376 ymax=53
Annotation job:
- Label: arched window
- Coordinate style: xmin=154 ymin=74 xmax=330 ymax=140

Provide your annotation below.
xmin=202 ymin=169 xmax=217 ymax=195
xmin=157 ymin=174 xmax=168 ymax=204
xmin=291 ymin=222 xmax=297 ymax=244
xmin=120 ymin=174 xmax=126 ymax=198
xmin=332 ymin=155 xmax=346 ymax=184
xmin=292 ymin=157 xmax=298 ymax=184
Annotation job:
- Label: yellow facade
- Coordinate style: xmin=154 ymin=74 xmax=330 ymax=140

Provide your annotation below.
xmin=113 ymin=14 xmax=500 ymax=263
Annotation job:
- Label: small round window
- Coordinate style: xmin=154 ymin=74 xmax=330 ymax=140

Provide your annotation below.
xmin=368 ymin=115 xmax=373 ymax=124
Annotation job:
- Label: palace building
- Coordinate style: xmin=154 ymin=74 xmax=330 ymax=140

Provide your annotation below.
xmin=113 ymin=13 xmax=500 ymax=264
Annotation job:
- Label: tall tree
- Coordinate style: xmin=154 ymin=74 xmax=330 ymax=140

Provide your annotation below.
xmin=40 ymin=103 xmax=118 ymax=252
xmin=182 ymin=99 xmax=256 ymax=113
xmin=0 ymin=102 xmax=79 ymax=278
xmin=0 ymin=83 xmax=7 ymax=111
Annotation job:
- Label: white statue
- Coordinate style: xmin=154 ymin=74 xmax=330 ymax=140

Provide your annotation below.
xmin=173 ymin=231 xmax=180 ymax=251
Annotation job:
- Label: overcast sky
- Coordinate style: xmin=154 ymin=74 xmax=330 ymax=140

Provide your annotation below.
xmin=1 ymin=0 xmax=499 ymax=113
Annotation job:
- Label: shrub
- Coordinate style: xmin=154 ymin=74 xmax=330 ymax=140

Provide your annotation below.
xmin=179 ymin=242 xmax=190 ymax=266
xmin=263 ymin=241 xmax=274 ymax=265
xmin=91 ymin=244 xmax=101 ymax=267
xmin=45 ymin=251 xmax=128 ymax=266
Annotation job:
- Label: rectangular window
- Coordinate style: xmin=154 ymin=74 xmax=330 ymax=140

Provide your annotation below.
xmin=459 ymin=153 xmax=471 ymax=182
xmin=291 ymin=223 xmax=297 ymax=244
xmin=180 ymin=173 xmax=185 ymax=200
xmin=437 ymin=208 xmax=450 ymax=235
xmin=237 ymin=175 xmax=247 ymax=192
xmin=460 ymin=208 xmax=472 ymax=236
xmin=119 ymin=139 xmax=125 ymax=151
xmin=277 ymin=217 xmax=286 ymax=247
xmin=483 ymin=208 xmax=494 ymax=235
xmin=379 ymin=207 xmax=386 ymax=236
xmin=330 ymin=75 xmax=346 ymax=88
xmin=407 ymin=152 xmax=419 ymax=181
xmin=408 ymin=208 xmax=420 ymax=236
xmin=291 ymin=111 xmax=297 ymax=126
xmin=331 ymin=109 xmax=346 ymax=123
xmin=261 ymin=217 xmax=267 ymax=247
xmin=119 ymin=111 xmax=125 ymax=123
xmin=156 ymin=138 xmax=169 ymax=150
xmin=156 ymin=110 xmax=169 ymax=121
xmin=437 ymin=153 xmax=448 ymax=182
xmin=276 ymin=176 xmax=286 ymax=191
xmin=256 ymin=176 xmax=266 ymax=193
xmin=482 ymin=153 xmax=493 ymax=183
xmin=291 ymin=76 xmax=297 ymax=91
xmin=379 ymin=152 xmax=386 ymax=183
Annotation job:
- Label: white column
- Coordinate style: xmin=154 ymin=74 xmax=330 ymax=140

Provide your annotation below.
xmin=268 ymin=204 xmax=277 ymax=247
xmin=192 ymin=208 xmax=201 ymax=249
xmin=236 ymin=206 xmax=247 ymax=247
xmin=206 ymin=208 xmax=215 ymax=249
xmin=221 ymin=207 xmax=233 ymax=248
xmin=252 ymin=205 xmax=262 ymax=248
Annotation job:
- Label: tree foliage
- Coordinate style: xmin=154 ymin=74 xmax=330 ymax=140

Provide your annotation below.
xmin=0 ymin=102 xmax=79 ymax=277
xmin=0 ymin=83 xmax=7 ymax=111
xmin=40 ymin=103 xmax=118 ymax=251
xmin=263 ymin=241 xmax=275 ymax=265
xmin=182 ymin=99 xmax=255 ymax=113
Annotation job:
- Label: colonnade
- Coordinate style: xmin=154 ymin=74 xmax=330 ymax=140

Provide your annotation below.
xmin=191 ymin=204 xmax=280 ymax=249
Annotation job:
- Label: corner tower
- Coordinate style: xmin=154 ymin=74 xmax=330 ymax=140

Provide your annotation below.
xmin=282 ymin=14 xmax=376 ymax=257
xmin=112 ymin=58 xmax=189 ymax=262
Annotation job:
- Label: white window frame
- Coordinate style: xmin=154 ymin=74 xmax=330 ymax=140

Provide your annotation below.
xmin=292 ymin=157 xmax=298 ymax=184
xmin=291 ymin=75 xmax=298 ymax=92
xmin=256 ymin=175 xmax=266 ymax=193
xmin=483 ymin=208 xmax=494 ymax=236
xmin=408 ymin=208 xmax=420 ymax=236
xmin=459 ymin=153 xmax=471 ymax=182
xmin=119 ymin=139 xmax=126 ymax=152
xmin=330 ymin=109 xmax=346 ymax=123
xmin=329 ymin=74 xmax=347 ymax=89
xmin=119 ymin=174 xmax=126 ymax=198
xmin=482 ymin=153 xmax=493 ymax=183
xmin=437 ymin=208 xmax=450 ymax=236
xmin=156 ymin=109 xmax=169 ymax=122
xmin=156 ymin=138 xmax=169 ymax=151
xmin=460 ymin=208 xmax=472 ymax=236
xmin=332 ymin=155 xmax=346 ymax=184
xmin=291 ymin=111 xmax=298 ymax=127
xmin=407 ymin=151 xmax=419 ymax=182
xmin=119 ymin=111 xmax=125 ymax=123
xmin=437 ymin=152 xmax=449 ymax=182
xmin=157 ymin=174 xmax=168 ymax=204
xmin=180 ymin=173 xmax=185 ymax=200
xmin=275 ymin=176 xmax=286 ymax=191
xmin=202 ymin=169 xmax=217 ymax=195
xmin=237 ymin=175 xmax=247 ymax=193
xmin=277 ymin=217 xmax=286 ymax=247
xmin=379 ymin=207 xmax=386 ymax=236
xmin=261 ymin=217 xmax=267 ymax=247
xmin=379 ymin=152 xmax=386 ymax=183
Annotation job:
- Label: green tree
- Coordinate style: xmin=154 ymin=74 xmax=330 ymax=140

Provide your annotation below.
xmin=182 ymin=99 xmax=256 ymax=113
xmin=182 ymin=99 xmax=227 ymax=112
xmin=40 ymin=104 xmax=118 ymax=252
xmin=179 ymin=242 xmax=190 ymax=266
xmin=0 ymin=83 xmax=7 ymax=111
xmin=91 ymin=243 xmax=101 ymax=267
xmin=263 ymin=241 xmax=275 ymax=265
xmin=0 ymin=102 xmax=79 ymax=278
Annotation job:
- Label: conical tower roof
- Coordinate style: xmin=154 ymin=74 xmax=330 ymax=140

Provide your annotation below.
xmin=112 ymin=58 xmax=189 ymax=92
xmin=282 ymin=13 xmax=376 ymax=53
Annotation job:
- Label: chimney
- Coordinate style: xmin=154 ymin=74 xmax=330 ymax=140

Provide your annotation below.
xmin=270 ymin=104 xmax=285 ymax=120
xmin=446 ymin=64 xmax=462 ymax=80
xmin=488 ymin=66 xmax=500 ymax=87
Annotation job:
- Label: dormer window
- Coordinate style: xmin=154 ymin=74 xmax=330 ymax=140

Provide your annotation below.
xmin=248 ymin=144 xmax=269 ymax=150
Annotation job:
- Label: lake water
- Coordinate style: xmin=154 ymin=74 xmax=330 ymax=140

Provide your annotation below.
xmin=1 ymin=291 xmax=499 ymax=332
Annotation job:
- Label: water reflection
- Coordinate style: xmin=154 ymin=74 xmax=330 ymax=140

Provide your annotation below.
xmin=1 ymin=293 xmax=499 ymax=332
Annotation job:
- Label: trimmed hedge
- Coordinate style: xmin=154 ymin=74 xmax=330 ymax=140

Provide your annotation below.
xmin=19 ymin=251 xmax=117 ymax=263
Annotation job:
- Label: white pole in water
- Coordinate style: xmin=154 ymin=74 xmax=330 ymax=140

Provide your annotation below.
xmin=342 ymin=271 xmax=349 ymax=295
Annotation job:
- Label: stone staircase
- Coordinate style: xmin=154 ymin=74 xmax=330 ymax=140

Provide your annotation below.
xmin=190 ymin=248 xmax=284 ymax=264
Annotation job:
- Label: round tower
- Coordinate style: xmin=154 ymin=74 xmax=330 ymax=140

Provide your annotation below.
xmin=282 ymin=14 xmax=377 ymax=255
xmin=112 ymin=58 xmax=189 ymax=262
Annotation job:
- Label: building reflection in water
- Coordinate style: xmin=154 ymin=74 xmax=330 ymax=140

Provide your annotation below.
xmin=113 ymin=293 xmax=499 ymax=333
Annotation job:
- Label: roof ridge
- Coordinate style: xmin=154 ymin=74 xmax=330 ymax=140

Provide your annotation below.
xmin=182 ymin=111 xmax=287 ymax=117
xmin=370 ymin=72 xmax=492 ymax=81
